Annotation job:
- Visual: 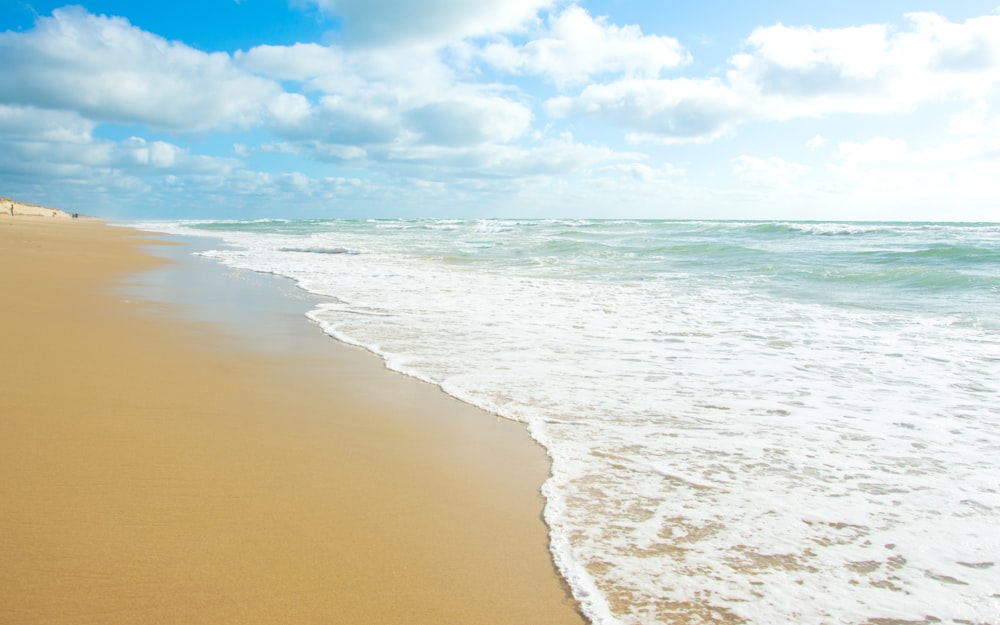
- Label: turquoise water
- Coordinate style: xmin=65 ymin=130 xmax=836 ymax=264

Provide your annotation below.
xmin=188 ymin=219 xmax=1000 ymax=322
xmin=144 ymin=219 xmax=1000 ymax=625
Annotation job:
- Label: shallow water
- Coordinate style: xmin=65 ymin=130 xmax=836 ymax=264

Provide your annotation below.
xmin=138 ymin=219 xmax=1000 ymax=625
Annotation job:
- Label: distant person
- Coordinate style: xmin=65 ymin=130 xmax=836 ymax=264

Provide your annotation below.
xmin=9 ymin=203 xmax=12 ymax=216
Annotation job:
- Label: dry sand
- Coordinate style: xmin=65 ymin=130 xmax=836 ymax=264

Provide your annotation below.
xmin=1 ymin=196 xmax=76 ymax=219
xmin=0 ymin=215 xmax=586 ymax=624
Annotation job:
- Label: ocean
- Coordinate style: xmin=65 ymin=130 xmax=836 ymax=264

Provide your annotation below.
xmin=138 ymin=219 xmax=1000 ymax=625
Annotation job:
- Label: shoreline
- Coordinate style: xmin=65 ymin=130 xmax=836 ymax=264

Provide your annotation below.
xmin=0 ymin=217 xmax=586 ymax=624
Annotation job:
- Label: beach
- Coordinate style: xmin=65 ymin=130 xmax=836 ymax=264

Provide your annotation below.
xmin=139 ymin=217 xmax=1000 ymax=625
xmin=0 ymin=215 xmax=585 ymax=624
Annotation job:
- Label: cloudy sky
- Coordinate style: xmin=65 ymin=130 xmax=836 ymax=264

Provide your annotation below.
xmin=1 ymin=1 xmax=999 ymax=220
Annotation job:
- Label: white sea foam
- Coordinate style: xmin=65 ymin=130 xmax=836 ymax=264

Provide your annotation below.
xmin=137 ymin=219 xmax=1000 ymax=625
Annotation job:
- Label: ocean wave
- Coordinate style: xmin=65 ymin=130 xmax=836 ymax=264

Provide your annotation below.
xmin=279 ymin=246 xmax=357 ymax=255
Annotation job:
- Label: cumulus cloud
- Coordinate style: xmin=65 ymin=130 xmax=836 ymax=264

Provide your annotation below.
xmin=607 ymin=162 xmax=685 ymax=182
xmin=0 ymin=105 xmax=95 ymax=143
xmin=242 ymin=42 xmax=537 ymax=154
xmin=836 ymin=118 xmax=1000 ymax=167
xmin=6 ymin=2 xmax=998 ymax=219
xmin=916 ymin=11 xmax=1000 ymax=74
xmin=807 ymin=135 xmax=826 ymax=150
xmin=476 ymin=135 xmax=634 ymax=176
xmin=480 ymin=5 xmax=690 ymax=86
xmin=263 ymin=89 xmax=534 ymax=163
xmin=236 ymin=30 xmax=535 ymax=156
xmin=0 ymin=123 xmax=238 ymax=200
xmin=549 ymin=11 xmax=1000 ymax=143
xmin=404 ymin=96 xmax=532 ymax=146
xmin=731 ymin=23 xmax=892 ymax=103
xmin=547 ymin=77 xmax=744 ymax=144
xmin=729 ymin=12 xmax=1000 ymax=118
xmin=300 ymin=0 xmax=555 ymax=46
xmin=236 ymin=43 xmax=356 ymax=89
xmin=947 ymin=100 xmax=1000 ymax=146
xmin=267 ymin=93 xmax=399 ymax=147
xmin=103 ymin=135 xmax=233 ymax=173
xmin=264 ymin=140 xmax=367 ymax=162
xmin=0 ymin=7 xmax=281 ymax=131
xmin=121 ymin=137 xmax=184 ymax=168
xmin=809 ymin=119 xmax=1000 ymax=220
xmin=341 ymin=132 xmax=642 ymax=182
xmin=266 ymin=92 xmax=314 ymax=127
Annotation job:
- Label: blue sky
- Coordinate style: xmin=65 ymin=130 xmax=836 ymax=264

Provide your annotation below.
xmin=1 ymin=1 xmax=999 ymax=220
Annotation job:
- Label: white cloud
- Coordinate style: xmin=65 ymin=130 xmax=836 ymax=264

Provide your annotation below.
xmin=729 ymin=12 xmax=1000 ymax=120
xmin=264 ymin=91 xmax=533 ymax=163
xmin=263 ymin=140 xmax=367 ymax=162
xmin=0 ymin=7 xmax=281 ymax=131
xmin=239 ymin=40 xmax=538 ymax=156
xmin=5 ymin=3 xmax=999 ymax=220
xmin=807 ymin=135 xmax=826 ymax=150
xmin=836 ymin=116 xmax=1000 ymax=167
xmin=116 ymin=137 xmax=239 ymax=174
xmin=948 ymin=99 xmax=1000 ymax=135
xmin=351 ymin=133 xmax=642 ymax=183
xmin=403 ymin=95 xmax=532 ymax=146
xmin=164 ymin=169 xmax=370 ymax=207
xmin=0 ymin=123 xmax=238 ymax=207
xmin=807 ymin=124 xmax=1000 ymax=220
xmin=0 ymin=105 xmax=95 ymax=143
xmin=238 ymin=31 xmax=535 ymax=156
xmin=122 ymin=137 xmax=182 ymax=167
xmin=731 ymin=23 xmax=891 ymax=100
xmin=478 ymin=135 xmax=636 ymax=176
xmin=547 ymin=77 xmax=744 ymax=144
xmin=550 ymin=11 xmax=1000 ymax=143
xmin=821 ymin=157 xmax=997 ymax=218
xmin=273 ymin=93 xmax=400 ymax=146
xmin=837 ymin=138 xmax=909 ymax=164
xmin=300 ymin=0 xmax=556 ymax=46
xmin=607 ymin=162 xmax=685 ymax=182
xmin=733 ymin=155 xmax=808 ymax=189
xmin=237 ymin=43 xmax=350 ymax=84
xmin=480 ymin=5 xmax=690 ymax=86
xmin=267 ymin=92 xmax=314 ymax=126
xmin=912 ymin=11 xmax=1000 ymax=75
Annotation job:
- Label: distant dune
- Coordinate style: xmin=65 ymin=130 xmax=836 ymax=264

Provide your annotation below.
xmin=0 ymin=196 xmax=78 ymax=219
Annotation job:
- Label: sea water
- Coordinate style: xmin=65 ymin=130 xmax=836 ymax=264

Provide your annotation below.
xmin=138 ymin=219 xmax=1000 ymax=625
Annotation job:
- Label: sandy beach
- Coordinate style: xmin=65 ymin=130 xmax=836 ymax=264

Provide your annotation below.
xmin=1 ymin=196 xmax=76 ymax=219
xmin=0 ymin=214 xmax=585 ymax=624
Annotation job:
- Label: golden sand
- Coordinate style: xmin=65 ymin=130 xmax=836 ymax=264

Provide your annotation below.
xmin=1 ymin=195 xmax=75 ymax=218
xmin=0 ymin=215 xmax=585 ymax=624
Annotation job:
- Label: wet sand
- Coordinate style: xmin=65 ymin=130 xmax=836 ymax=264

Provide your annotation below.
xmin=0 ymin=216 xmax=585 ymax=625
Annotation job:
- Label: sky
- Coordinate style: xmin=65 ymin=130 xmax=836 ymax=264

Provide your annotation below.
xmin=1 ymin=1 xmax=999 ymax=221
